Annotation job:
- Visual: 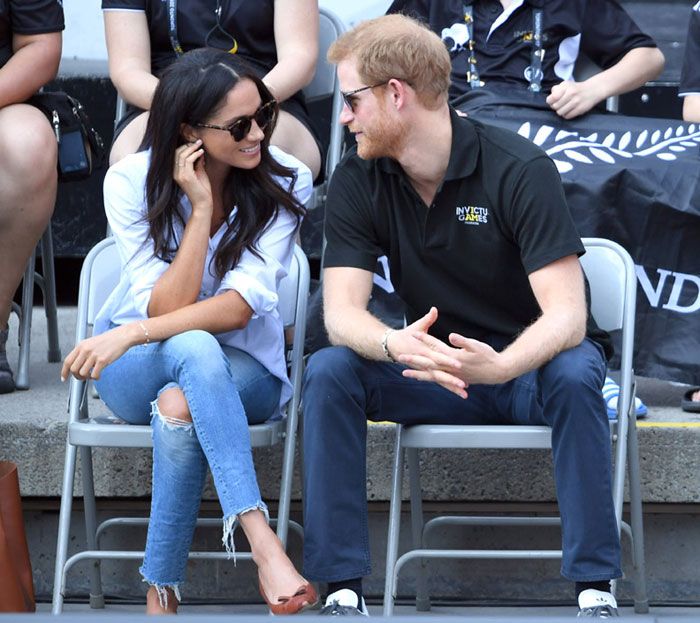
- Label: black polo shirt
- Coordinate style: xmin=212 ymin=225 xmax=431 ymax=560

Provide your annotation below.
xmin=0 ymin=0 xmax=64 ymax=69
xmin=680 ymin=4 xmax=700 ymax=97
xmin=324 ymin=109 xmax=609 ymax=354
xmin=386 ymin=0 xmax=656 ymax=101
xmin=102 ymin=0 xmax=278 ymax=78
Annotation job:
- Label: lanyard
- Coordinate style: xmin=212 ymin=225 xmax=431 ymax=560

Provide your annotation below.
xmin=462 ymin=3 xmax=543 ymax=91
xmin=166 ymin=0 xmax=238 ymax=57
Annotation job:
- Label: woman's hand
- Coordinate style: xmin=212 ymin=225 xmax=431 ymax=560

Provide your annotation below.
xmin=173 ymin=140 xmax=212 ymax=216
xmin=61 ymin=324 xmax=141 ymax=382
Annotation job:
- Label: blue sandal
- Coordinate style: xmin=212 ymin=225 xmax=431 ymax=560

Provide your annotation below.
xmin=602 ymin=377 xmax=647 ymax=420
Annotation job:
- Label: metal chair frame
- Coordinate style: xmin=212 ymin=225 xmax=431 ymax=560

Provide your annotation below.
xmin=383 ymin=237 xmax=648 ymax=615
xmin=11 ymin=224 xmax=61 ymax=389
xmin=52 ymin=237 xmax=310 ymax=613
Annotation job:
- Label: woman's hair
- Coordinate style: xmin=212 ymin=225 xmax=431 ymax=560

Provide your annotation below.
xmin=140 ymin=48 xmax=306 ymax=279
xmin=327 ymin=14 xmax=451 ymax=110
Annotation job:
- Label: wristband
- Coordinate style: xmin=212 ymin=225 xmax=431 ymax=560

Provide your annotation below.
xmin=381 ymin=328 xmax=396 ymax=362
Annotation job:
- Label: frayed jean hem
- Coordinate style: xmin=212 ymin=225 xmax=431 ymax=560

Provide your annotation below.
xmin=140 ymin=576 xmax=182 ymax=610
xmin=222 ymin=502 xmax=269 ymax=564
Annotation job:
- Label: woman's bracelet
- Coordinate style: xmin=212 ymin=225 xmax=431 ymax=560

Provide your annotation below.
xmin=381 ymin=328 xmax=396 ymax=362
xmin=138 ymin=321 xmax=150 ymax=345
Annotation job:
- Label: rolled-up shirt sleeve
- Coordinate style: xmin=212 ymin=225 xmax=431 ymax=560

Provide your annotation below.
xmin=103 ymin=158 xmax=171 ymax=319
xmin=216 ymin=154 xmax=312 ymax=316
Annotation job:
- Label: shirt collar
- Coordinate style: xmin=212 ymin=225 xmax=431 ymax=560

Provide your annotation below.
xmin=377 ymin=107 xmax=480 ymax=181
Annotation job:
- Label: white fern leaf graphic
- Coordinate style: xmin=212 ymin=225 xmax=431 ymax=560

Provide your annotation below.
xmin=681 ymin=141 xmax=697 ymax=147
xmin=618 ymin=132 xmax=631 ymax=150
xmin=669 ymin=145 xmax=686 ymax=152
xmin=565 ymin=149 xmax=593 ymax=164
xmin=518 ymin=122 xmax=531 ymax=139
xmin=651 ymin=130 xmax=661 ymax=144
xmin=636 ymin=130 xmax=648 ymax=148
xmin=602 ymin=133 xmax=616 ymax=148
xmin=589 ymin=147 xmax=616 ymax=163
xmin=582 ymin=133 xmax=598 ymax=143
xmin=552 ymin=159 xmax=573 ymax=173
xmin=657 ymin=153 xmax=676 ymax=161
xmin=676 ymin=125 xmax=686 ymax=137
xmin=533 ymin=125 xmax=554 ymax=146
xmin=555 ymin=130 xmax=578 ymax=141
xmin=689 ymin=124 xmax=697 ymax=133
xmin=664 ymin=127 xmax=673 ymax=140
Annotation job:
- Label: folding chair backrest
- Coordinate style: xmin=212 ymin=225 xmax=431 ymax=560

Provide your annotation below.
xmin=303 ymin=7 xmax=347 ymax=187
xmin=580 ymin=237 xmax=634 ymax=332
xmin=85 ymin=239 xmax=121 ymax=326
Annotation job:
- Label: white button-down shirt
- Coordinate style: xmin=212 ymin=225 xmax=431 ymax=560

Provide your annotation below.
xmin=94 ymin=146 xmax=312 ymax=413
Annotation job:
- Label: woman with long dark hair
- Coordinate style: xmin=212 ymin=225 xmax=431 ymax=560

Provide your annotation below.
xmin=61 ymin=48 xmax=316 ymax=615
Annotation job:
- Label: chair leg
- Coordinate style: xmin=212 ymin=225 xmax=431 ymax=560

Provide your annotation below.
xmin=79 ymin=446 xmax=105 ymax=608
xmin=40 ymin=224 xmax=61 ymax=362
xmin=407 ymin=448 xmax=430 ymax=612
xmin=383 ymin=425 xmax=404 ymax=617
xmin=275 ymin=406 xmax=298 ymax=549
xmin=627 ymin=412 xmax=649 ymax=614
xmin=15 ymin=250 xmax=36 ymax=390
xmin=52 ymin=442 xmax=77 ymax=614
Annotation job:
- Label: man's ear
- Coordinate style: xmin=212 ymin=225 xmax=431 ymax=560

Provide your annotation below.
xmin=387 ymin=78 xmax=408 ymax=111
xmin=180 ymin=123 xmax=199 ymax=143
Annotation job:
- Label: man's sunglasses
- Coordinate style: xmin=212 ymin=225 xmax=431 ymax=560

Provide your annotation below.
xmin=341 ymin=81 xmax=388 ymax=112
xmin=195 ymin=99 xmax=277 ymax=141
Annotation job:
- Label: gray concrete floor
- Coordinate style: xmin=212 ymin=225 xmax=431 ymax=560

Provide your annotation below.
xmin=34 ymin=600 xmax=700 ymax=619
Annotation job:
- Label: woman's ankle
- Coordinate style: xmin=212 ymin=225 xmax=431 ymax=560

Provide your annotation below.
xmin=146 ymin=585 xmax=179 ymax=615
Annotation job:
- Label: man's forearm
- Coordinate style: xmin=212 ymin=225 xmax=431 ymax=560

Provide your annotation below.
xmin=498 ymin=309 xmax=586 ymax=382
xmin=325 ymin=306 xmax=394 ymax=362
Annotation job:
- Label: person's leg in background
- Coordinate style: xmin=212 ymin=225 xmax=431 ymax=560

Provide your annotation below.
xmin=0 ymin=105 xmax=57 ymax=394
xmin=270 ymin=110 xmax=321 ymax=181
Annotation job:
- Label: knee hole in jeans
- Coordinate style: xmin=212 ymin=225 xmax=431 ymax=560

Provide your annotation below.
xmin=154 ymin=387 xmax=192 ymax=428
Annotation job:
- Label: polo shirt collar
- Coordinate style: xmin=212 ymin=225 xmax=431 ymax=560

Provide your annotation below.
xmin=378 ymin=107 xmax=480 ymax=181
xmin=444 ymin=107 xmax=480 ymax=181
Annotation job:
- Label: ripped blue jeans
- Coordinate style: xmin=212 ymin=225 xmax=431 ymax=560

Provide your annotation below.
xmin=95 ymin=329 xmax=281 ymax=602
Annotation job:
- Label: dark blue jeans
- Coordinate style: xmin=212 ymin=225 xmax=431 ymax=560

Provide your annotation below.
xmin=301 ymin=338 xmax=622 ymax=583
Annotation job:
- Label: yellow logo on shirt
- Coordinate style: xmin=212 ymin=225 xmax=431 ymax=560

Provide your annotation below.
xmin=456 ymin=205 xmax=488 ymax=225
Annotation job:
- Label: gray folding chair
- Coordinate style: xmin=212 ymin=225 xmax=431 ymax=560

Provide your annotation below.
xmin=304 ymin=7 xmax=346 ymax=212
xmin=383 ymin=237 xmax=648 ymax=615
xmin=52 ymin=237 xmax=310 ymax=614
xmin=11 ymin=223 xmax=61 ymax=389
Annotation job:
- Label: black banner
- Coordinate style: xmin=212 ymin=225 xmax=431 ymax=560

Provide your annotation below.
xmin=457 ymin=91 xmax=700 ymax=385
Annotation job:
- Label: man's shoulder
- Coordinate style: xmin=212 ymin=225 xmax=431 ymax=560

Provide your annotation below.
xmin=464 ymin=117 xmax=552 ymax=171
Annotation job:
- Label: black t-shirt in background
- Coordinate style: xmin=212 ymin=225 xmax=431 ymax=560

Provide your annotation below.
xmin=0 ymin=0 xmax=64 ymax=69
xmin=386 ymin=0 xmax=656 ymax=101
xmin=102 ymin=0 xmax=278 ymax=78
xmin=324 ymin=109 xmax=610 ymax=356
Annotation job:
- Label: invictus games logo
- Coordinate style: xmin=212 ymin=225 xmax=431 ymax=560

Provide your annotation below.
xmin=456 ymin=205 xmax=488 ymax=225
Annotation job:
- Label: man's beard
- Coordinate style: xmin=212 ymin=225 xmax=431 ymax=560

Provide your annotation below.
xmin=356 ymin=108 xmax=407 ymax=160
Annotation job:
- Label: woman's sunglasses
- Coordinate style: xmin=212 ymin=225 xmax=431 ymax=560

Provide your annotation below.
xmin=195 ymin=99 xmax=277 ymax=142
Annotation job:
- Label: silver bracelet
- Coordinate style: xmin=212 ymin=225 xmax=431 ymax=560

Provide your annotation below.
xmin=381 ymin=328 xmax=396 ymax=362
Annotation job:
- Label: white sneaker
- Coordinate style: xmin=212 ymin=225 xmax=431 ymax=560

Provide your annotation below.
xmin=319 ymin=588 xmax=369 ymax=616
xmin=577 ymin=589 xmax=619 ymax=618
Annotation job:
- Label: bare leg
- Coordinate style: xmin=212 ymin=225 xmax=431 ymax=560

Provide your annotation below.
xmin=0 ymin=104 xmax=57 ymax=328
xmin=110 ymin=111 xmax=149 ymax=165
xmin=239 ymin=508 xmax=310 ymax=605
xmin=155 ymin=388 xmax=310 ymax=607
xmin=146 ymin=586 xmax=179 ymax=615
xmin=271 ymin=110 xmax=321 ymax=181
